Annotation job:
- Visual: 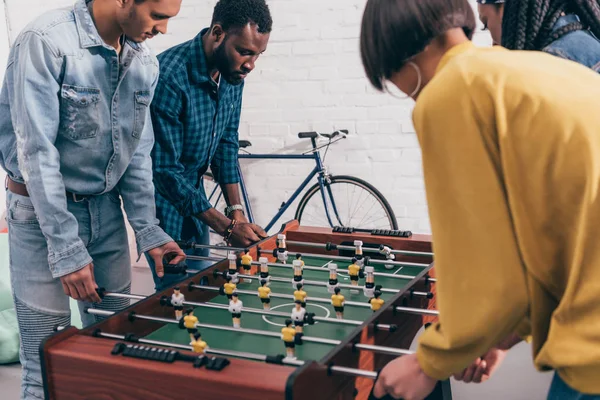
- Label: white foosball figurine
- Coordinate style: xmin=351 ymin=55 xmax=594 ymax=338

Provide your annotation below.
xmin=171 ymin=286 xmax=185 ymax=321
xmin=227 ymin=253 xmax=239 ymax=284
xmin=363 ymin=266 xmax=375 ymax=298
xmin=354 ymin=240 xmax=365 ymax=267
xmin=292 ymin=259 xmax=304 ymax=289
xmin=228 ymin=293 xmax=243 ymax=328
xmin=379 ymin=245 xmax=395 ymax=260
xmin=291 ymin=301 xmax=307 ymax=333
xmin=327 ymin=263 xmax=339 ymax=294
xmin=259 ymin=256 xmax=271 ymax=286
xmin=277 ymin=234 xmax=289 ymax=263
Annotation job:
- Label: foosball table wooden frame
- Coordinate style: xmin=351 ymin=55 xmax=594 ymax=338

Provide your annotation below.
xmin=40 ymin=221 xmax=450 ymax=400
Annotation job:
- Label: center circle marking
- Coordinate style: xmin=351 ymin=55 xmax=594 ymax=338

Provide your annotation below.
xmin=262 ymin=303 xmax=331 ymax=327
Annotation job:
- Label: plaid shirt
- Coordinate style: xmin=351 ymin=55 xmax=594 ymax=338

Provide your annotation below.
xmin=150 ymin=29 xmax=242 ymax=240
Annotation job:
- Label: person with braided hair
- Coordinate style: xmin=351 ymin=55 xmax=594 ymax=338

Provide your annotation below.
xmin=360 ymin=0 xmax=600 ymax=399
xmin=478 ymin=0 xmax=600 ymax=71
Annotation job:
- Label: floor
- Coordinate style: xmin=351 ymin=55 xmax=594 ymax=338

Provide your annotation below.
xmin=0 ymin=266 xmax=554 ymax=400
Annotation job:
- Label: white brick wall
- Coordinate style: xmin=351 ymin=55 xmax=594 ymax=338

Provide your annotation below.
xmin=0 ymin=0 xmax=492 ymax=238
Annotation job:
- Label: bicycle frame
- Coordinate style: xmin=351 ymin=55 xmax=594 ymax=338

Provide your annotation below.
xmin=206 ymin=142 xmax=346 ymax=232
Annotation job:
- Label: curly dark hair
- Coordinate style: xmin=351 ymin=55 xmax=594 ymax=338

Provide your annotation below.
xmin=211 ymin=0 xmax=273 ymax=34
xmin=502 ymin=0 xmax=600 ymax=50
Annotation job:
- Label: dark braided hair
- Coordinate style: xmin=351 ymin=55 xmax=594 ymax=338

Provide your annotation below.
xmin=501 ymin=0 xmax=600 ymax=50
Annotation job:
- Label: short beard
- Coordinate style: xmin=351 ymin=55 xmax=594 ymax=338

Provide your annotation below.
xmin=213 ymin=39 xmax=243 ymax=86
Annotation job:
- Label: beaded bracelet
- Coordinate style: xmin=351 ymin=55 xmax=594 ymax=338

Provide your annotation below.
xmin=223 ymin=219 xmax=238 ymax=242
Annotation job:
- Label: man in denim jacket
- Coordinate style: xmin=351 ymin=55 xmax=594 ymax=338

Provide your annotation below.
xmin=0 ymin=1 xmax=184 ymax=398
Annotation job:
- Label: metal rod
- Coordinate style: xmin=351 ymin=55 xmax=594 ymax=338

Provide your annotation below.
xmin=290 ymin=251 xmax=431 ymax=268
xmin=192 ymin=285 xmax=373 ymax=309
xmin=89 ymin=309 xmax=340 ymax=346
xmin=329 ymin=365 xmax=378 ymax=379
xmin=395 ymin=307 xmax=439 ymax=316
xmin=178 ymin=242 xmax=248 ymax=253
xmin=100 ymin=291 xmax=392 ymax=330
xmin=76 ymin=328 xmax=380 ymax=379
xmin=192 ymin=285 xmax=413 ymax=309
xmin=185 ymin=255 xmax=429 ymax=281
xmin=230 ymin=273 xmax=432 ymax=297
xmin=354 ymin=343 xmax=412 ymax=356
xmin=85 ymin=309 xmax=411 ymax=357
xmin=98 ymin=291 xmax=439 ymax=321
xmin=94 ymin=330 xmax=303 ymax=365
xmin=286 ymin=240 xmax=434 ymax=258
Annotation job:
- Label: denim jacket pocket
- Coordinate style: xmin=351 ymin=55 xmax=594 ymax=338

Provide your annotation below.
xmin=7 ymin=197 xmax=39 ymax=226
xmin=132 ymin=90 xmax=151 ymax=139
xmin=59 ymin=84 xmax=101 ymax=140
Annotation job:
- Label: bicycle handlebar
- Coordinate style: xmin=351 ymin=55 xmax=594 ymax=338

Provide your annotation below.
xmin=297 ymin=130 xmax=348 ymax=140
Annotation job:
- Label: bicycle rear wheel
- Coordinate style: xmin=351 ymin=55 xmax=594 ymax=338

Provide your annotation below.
xmin=294 ymin=175 xmax=398 ymax=230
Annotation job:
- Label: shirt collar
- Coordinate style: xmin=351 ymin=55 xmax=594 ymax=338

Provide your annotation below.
xmin=74 ymin=0 xmax=143 ymax=52
xmin=553 ymin=14 xmax=581 ymax=32
xmin=190 ymin=28 xmax=213 ymax=85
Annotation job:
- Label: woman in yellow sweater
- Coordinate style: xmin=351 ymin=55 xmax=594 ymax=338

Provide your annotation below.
xmin=360 ymin=0 xmax=600 ymax=399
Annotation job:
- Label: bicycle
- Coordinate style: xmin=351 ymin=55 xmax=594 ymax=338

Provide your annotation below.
xmin=203 ymin=130 xmax=398 ymax=233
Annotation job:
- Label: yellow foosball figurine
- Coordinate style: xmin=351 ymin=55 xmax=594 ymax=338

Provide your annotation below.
xmin=223 ymin=276 xmax=237 ymax=300
xmin=281 ymin=319 xmax=297 ymax=359
xmin=228 ymin=293 xmax=243 ymax=328
xmin=331 ymin=287 xmax=345 ymax=320
xmin=183 ymin=308 xmax=199 ymax=343
xmin=191 ymin=332 xmax=208 ymax=354
xmin=241 ymin=253 xmax=253 ymax=272
xmin=348 ymin=259 xmax=361 ymax=294
xmin=369 ymin=287 xmax=384 ymax=312
xmin=258 ymin=279 xmax=271 ymax=310
xmin=294 ymin=283 xmax=307 ymax=308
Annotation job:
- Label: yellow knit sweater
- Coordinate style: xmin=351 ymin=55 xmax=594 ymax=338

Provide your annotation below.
xmin=414 ymin=41 xmax=600 ymax=394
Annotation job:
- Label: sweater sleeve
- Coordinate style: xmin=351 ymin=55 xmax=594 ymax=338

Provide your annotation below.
xmin=412 ymin=76 xmax=529 ymax=380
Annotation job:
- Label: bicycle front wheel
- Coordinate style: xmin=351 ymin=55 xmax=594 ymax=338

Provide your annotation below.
xmin=294 ymin=175 xmax=398 ymax=230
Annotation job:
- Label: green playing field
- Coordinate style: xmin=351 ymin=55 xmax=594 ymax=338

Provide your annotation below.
xmin=144 ymin=255 xmax=427 ymax=362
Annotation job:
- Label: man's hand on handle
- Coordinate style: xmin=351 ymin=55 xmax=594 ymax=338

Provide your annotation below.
xmin=147 ymin=241 xmax=187 ymax=279
xmin=60 ymin=263 xmax=102 ymax=303
xmin=228 ymin=221 xmax=268 ymax=247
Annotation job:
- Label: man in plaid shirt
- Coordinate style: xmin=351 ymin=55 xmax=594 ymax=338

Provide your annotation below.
xmin=149 ymin=0 xmax=272 ymax=290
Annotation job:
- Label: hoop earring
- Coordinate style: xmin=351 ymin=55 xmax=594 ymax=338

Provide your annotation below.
xmin=384 ymin=61 xmax=422 ymax=100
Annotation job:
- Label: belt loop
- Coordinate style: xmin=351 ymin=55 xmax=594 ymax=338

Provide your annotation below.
xmin=4 ymin=175 xmax=8 ymax=191
xmin=72 ymin=193 xmax=86 ymax=203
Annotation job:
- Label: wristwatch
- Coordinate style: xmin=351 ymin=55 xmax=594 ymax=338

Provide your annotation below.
xmin=224 ymin=204 xmax=244 ymax=218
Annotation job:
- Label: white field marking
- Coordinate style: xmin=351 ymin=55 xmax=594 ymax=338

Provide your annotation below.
xmin=319 ymin=258 xmax=351 ymax=280
xmin=392 ymin=266 xmax=404 ymax=275
xmin=261 ymin=303 xmax=331 ymax=327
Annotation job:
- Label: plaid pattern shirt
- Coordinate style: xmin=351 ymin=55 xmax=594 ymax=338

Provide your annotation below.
xmin=150 ymin=29 xmax=242 ymax=240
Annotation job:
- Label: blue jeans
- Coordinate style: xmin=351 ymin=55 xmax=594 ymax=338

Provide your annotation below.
xmin=6 ymin=189 xmax=132 ymax=400
xmin=146 ymin=218 xmax=212 ymax=292
xmin=548 ymin=373 xmax=600 ymax=400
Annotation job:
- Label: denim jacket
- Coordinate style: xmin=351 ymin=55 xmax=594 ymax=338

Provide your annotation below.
xmin=0 ymin=0 xmax=172 ymax=278
xmin=543 ymin=14 xmax=600 ymax=72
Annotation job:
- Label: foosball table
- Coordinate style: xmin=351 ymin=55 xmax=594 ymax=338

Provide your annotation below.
xmin=41 ymin=221 xmax=450 ymax=400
